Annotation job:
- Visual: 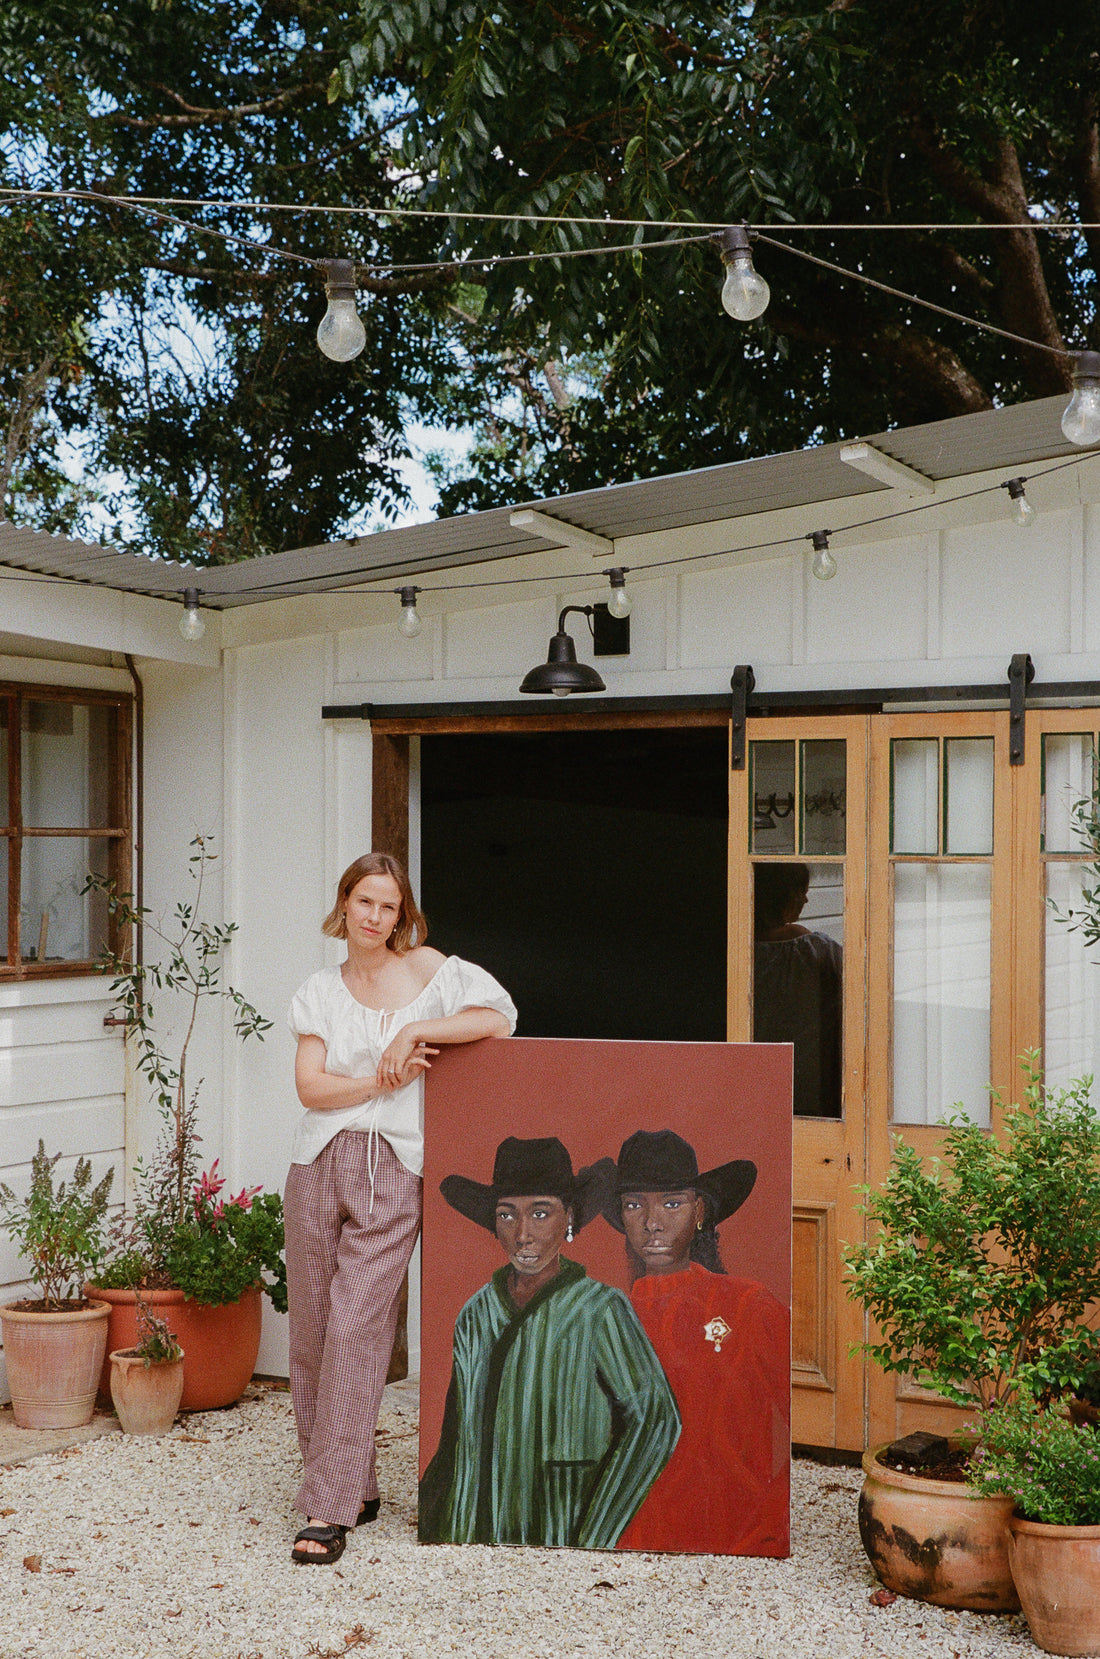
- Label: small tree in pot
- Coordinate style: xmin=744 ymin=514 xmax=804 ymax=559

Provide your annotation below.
xmin=84 ymin=835 xmax=286 ymax=1411
xmin=844 ymin=1060 xmax=1100 ymax=1610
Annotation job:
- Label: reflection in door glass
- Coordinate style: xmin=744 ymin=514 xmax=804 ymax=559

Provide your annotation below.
xmin=892 ymin=863 xmax=991 ymax=1127
xmin=892 ymin=739 xmax=938 ymax=854
xmin=750 ymin=741 xmax=796 ymax=855
xmin=1042 ymin=734 xmax=1095 ymax=853
xmin=1044 ymin=864 xmax=1100 ymax=1089
xmin=753 ymin=862 xmax=843 ymax=1117
xmin=801 ymin=740 xmax=846 ymax=856
xmin=944 ymin=738 xmax=994 ymax=855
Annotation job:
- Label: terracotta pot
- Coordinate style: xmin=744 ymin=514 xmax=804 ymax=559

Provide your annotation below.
xmin=0 ymin=1299 xmax=111 ymax=1429
xmin=109 ymin=1347 xmax=186 ymax=1435
xmin=859 ymin=1447 xmax=1020 ymax=1611
xmin=1008 ymin=1515 xmax=1100 ymax=1656
xmin=85 ymin=1284 xmax=262 ymax=1412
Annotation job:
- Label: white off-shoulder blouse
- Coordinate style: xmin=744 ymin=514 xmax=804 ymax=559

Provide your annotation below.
xmin=287 ymin=955 xmax=517 ymax=1175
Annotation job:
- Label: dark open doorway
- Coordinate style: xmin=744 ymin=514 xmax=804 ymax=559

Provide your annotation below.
xmin=419 ymin=727 xmax=728 ymax=1040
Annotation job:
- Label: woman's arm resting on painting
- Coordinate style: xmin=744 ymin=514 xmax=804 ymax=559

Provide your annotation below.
xmin=295 ymin=1033 xmax=427 ymax=1111
xmin=376 ymin=1007 xmax=511 ymax=1087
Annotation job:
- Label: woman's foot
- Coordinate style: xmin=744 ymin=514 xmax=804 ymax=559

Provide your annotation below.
xmin=291 ymin=1521 xmax=347 ymax=1564
xmin=356 ymin=1498 xmax=380 ymax=1526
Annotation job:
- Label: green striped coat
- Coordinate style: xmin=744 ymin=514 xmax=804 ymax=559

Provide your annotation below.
xmin=419 ymin=1257 xmax=681 ymax=1547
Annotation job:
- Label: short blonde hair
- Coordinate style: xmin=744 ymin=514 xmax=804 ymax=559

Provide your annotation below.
xmin=322 ymin=852 xmax=428 ymax=954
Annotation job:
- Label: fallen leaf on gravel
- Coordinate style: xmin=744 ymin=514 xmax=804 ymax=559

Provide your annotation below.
xmin=49 ymin=1567 xmax=76 ymax=1575
xmin=588 ymin=1580 xmax=616 ymax=1591
xmin=23 ymin=1555 xmax=42 ymax=1572
xmin=869 ymin=1588 xmax=897 ymax=1606
xmin=0 ymin=1507 xmax=15 ymax=1516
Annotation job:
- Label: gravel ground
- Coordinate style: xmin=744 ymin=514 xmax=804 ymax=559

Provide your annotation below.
xmin=0 ymin=1382 xmax=1039 ymax=1659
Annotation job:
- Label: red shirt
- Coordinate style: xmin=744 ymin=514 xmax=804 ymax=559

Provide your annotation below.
xmin=617 ymin=1262 xmax=790 ymax=1555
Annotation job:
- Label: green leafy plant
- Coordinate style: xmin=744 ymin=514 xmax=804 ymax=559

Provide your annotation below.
xmin=844 ymin=1059 xmax=1100 ymax=1417
xmin=84 ymin=835 xmax=283 ymax=1307
xmin=0 ymin=1141 xmax=114 ymax=1310
xmin=969 ymin=1392 xmax=1100 ymax=1526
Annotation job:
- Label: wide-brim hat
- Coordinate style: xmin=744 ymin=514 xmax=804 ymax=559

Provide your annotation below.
xmin=602 ymin=1129 xmax=757 ymax=1232
xmin=440 ymin=1136 xmax=614 ymax=1235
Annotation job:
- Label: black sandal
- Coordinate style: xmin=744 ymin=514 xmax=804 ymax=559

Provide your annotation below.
xmin=356 ymin=1499 xmax=380 ymax=1526
xmin=292 ymin=1523 xmax=347 ymax=1564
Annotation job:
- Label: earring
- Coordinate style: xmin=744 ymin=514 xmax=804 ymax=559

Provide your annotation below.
xmin=696 ymin=1220 xmax=704 ymax=1232
xmin=566 ymin=1222 xmax=574 ymax=1243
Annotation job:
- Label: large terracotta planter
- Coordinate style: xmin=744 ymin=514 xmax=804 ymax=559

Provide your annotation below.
xmin=0 ymin=1299 xmax=111 ymax=1429
xmin=1007 ymin=1514 xmax=1100 ymax=1656
xmin=85 ymin=1284 xmax=262 ymax=1412
xmin=109 ymin=1347 xmax=186 ymax=1435
xmin=859 ymin=1447 xmax=1020 ymax=1611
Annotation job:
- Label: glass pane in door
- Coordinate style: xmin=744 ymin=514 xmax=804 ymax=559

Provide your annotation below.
xmin=892 ymin=739 xmax=938 ymax=854
xmin=802 ymin=739 xmax=846 ymax=856
xmin=892 ymin=863 xmax=991 ymax=1127
xmin=1044 ymin=863 xmax=1100 ymax=1089
xmin=751 ymin=741 xmax=796 ymax=855
xmin=944 ymin=738 xmax=994 ymax=855
xmin=753 ymin=862 xmax=843 ymax=1118
xmin=1042 ymin=734 xmax=1094 ymax=853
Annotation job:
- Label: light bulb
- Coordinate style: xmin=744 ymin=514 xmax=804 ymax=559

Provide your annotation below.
xmin=1061 ymin=352 xmax=1100 ymax=446
xmin=552 ymin=685 xmax=571 ymax=697
xmin=721 ymin=256 xmax=771 ymax=322
xmin=808 ymin=531 xmax=836 ymax=580
xmin=179 ymin=588 xmax=206 ymax=640
xmin=1003 ymin=478 xmax=1034 ymax=527
xmin=396 ymin=585 xmax=422 ymax=637
xmin=605 ymin=567 xmax=633 ymax=618
xmin=317 ymin=259 xmax=366 ymax=363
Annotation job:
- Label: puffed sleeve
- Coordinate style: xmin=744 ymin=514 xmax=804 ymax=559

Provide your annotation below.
xmin=287 ymin=970 xmax=332 ymax=1041
xmin=436 ymin=957 xmax=518 ymax=1032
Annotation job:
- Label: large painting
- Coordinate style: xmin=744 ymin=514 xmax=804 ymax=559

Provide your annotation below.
xmin=418 ymin=1037 xmax=793 ymax=1555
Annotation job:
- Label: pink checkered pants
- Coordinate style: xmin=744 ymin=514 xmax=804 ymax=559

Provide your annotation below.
xmin=284 ymin=1130 xmax=421 ymax=1528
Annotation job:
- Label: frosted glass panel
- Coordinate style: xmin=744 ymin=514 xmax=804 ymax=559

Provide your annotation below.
xmin=893 ymin=863 xmax=991 ymax=1126
xmin=1044 ymin=863 xmax=1100 ymax=1090
xmin=751 ymin=741 xmax=796 ymax=855
xmin=944 ymin=738 xmax=994 ymax=855
xmin=1043 ymin=734 xmax=1094 ymax=854
xmin=892 ymin=740 xmax=938 ymax=854
xmin=20 ymin=837 xmax=110 ymax=962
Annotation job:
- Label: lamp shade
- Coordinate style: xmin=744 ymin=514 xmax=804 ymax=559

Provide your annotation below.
xmin=520 ymin=626 xmax=606 ymax=695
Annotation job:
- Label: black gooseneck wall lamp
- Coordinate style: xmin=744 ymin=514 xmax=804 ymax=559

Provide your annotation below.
xmin=519 ymin=604 xmax=607 ymax=696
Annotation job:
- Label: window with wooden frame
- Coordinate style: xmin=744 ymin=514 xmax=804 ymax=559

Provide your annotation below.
xmin=0 ymin=684 xmax=132 ymax=977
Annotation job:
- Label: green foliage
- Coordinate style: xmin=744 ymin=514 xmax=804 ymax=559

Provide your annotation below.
xmin=844 ymin=1061 xmax=1100 ymax=1415
xmin=166 ymin=1190 xmax=287 ymax=1313
xmin=970 ymin=1392 xmax=1100 ymax=1526
xmin=0 ymin=1141 xmax=114 ymax=1309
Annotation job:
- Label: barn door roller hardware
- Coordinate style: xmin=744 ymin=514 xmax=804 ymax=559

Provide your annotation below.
xmin=730 ymin=665 xmax=755 ymax=770
xmin=1008 ymin=653 xmax=1035 ymax=765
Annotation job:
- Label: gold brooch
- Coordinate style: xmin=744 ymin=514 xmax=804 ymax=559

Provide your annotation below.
xmin=703 ymin=1316 xmax=731 ymax=1353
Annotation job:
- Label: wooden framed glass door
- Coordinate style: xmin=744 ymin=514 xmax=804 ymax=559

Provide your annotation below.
xmin=864 ymin=710 xmax=1017 ymax=1446
xmin=729 ymin=715 xmax=869 ymax=1452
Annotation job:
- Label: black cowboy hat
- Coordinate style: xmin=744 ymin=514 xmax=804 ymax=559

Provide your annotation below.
xmin=440 ymin=1136 xmax=614 ymax=1235
xmin=601 ymin=1129 xmax=757 ymax=1232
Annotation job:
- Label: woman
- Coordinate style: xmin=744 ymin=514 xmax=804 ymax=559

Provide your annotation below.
xmin=286 ymin=852 xmax=516 ymax=1564
xmin=419 ymin=1135 xmax=680 ymax=1549
xmin=605 ymin=1129 xmax=790 ymax=1556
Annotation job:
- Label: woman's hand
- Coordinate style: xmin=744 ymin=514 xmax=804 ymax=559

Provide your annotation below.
xmin=376 ymin=1027 xmax=438 ymax=1092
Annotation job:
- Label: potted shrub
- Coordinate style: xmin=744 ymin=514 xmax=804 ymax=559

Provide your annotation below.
xmin=845 ymin=1061 xmax=1100 ymax=1611
xmin=83 ymin=835 xmax=286 ymax=1411
xmin=109 ymin=1297 xmax=185 ymax=1436
xmin=0 ymin=1142 xmax=114 ymax=1429
xmin=969 ymin=1392 xmax=1100 ymax=1656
